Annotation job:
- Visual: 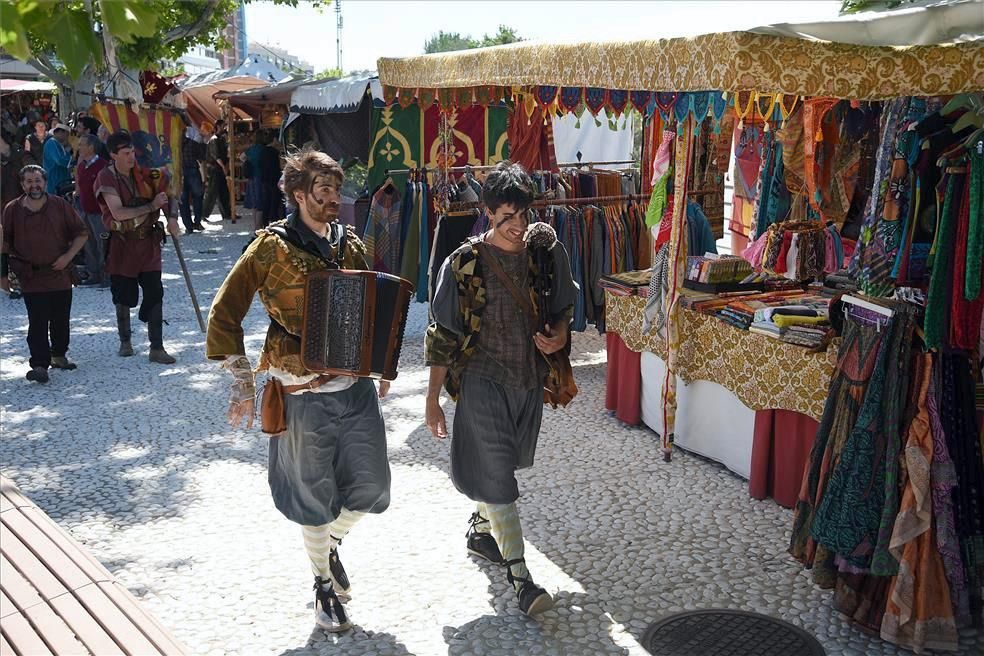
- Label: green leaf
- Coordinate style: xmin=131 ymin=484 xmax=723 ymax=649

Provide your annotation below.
xmin=99 ymin=0 xmax=158 ymax=43
xmin=0 ymin=3 xmax=32 ymax=61
xmin=47 ymin=5 xmax=102 ymax=78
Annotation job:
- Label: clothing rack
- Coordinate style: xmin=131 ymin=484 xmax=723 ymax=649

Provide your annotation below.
xmin=384 ymin=159 xmax=640 ymax=177
xmin=555 ymin=159 xmax=637 ymax=168
xmin=444 ymin=193 xmax=650 ymax=213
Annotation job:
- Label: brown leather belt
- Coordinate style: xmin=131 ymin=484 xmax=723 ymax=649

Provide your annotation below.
xmin=280 ymin=374 xmax=339 ymax=394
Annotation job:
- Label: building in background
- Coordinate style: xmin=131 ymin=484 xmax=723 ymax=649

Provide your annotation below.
xmin=247 ymin=41 xmax=314 ymax=76
xmin=174 ymin=1 xmax=245 ymax=75
xmin=177 ymin=46 xmax=223 ymax=75
xmin=218 ymin=1 xmax=248 ymax=68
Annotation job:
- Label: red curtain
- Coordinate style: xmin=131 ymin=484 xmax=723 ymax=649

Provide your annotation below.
xmin=749 ymin=409 xmax=818 ymax=508
xmin=605 ymin=332 xmax=642 ymax=426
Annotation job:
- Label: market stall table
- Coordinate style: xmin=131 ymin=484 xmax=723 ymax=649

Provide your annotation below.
xmin=605 ymin=292 xmax=833 ymax=507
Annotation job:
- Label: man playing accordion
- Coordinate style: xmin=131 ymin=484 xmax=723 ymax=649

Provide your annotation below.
xmin=206 ymin=149 xmax=391 ymax=632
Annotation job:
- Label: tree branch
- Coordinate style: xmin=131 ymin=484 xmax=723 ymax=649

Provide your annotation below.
xmin=28 ymin=54 xmax=72 ymax=87
xmin=160 ymin=0 xmax=224 ymax=45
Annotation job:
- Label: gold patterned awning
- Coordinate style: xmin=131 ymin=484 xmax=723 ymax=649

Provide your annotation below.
xmin=378 ymin=31 xmax=984 ymax=100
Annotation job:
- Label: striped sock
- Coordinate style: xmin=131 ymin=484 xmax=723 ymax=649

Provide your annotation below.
xmin=484 ymin=502 xmax=529 ymax=591
xmin=301 ymin=508 xmax=366 ymax=579
xmin=474 ymin=502 xmax=492 ymax=534
xmin=301 ymin=523 xmax=333 ymax=579
xmin=326 ymin=507 xmax=366 ymax=545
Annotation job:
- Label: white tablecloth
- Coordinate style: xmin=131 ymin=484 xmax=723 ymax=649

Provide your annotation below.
xmin=640 ymin=351 xmax=756 ymax=479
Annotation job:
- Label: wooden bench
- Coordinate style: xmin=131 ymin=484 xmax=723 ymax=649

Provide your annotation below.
xmin=0 ymin=475 xmax=186 ymax=655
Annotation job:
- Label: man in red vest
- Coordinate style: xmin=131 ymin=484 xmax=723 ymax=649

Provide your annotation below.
xmin=94 ymin=130 xmax=180 ymax=364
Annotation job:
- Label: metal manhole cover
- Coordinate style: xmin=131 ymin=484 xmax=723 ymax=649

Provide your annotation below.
xmin=643 ymin=609 xmax=826 ymax=656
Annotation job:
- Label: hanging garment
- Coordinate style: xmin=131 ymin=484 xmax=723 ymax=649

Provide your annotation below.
xmin=363 ymin=182 xmax=402 ymax=274
xmin=416 ymin=179 xmax=430 ymax=303
xmin=926 ymin=365 xmax=972 ymax=627
xmin=428 ymin=211 xmax=479 ymax=303
xmin=790 ymin=310 xmax=894 ymax=586
xmin=507 ymin=106 xmax=557 ymax=172
xmin=880 ymin=354 xmax=959 ymax=654
xmin=810 ymin=304 xmax=915 ymax=574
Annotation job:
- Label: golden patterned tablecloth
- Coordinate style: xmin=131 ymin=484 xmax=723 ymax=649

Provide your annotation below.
xmin=605 ymin=293 xmax=835 ymax=421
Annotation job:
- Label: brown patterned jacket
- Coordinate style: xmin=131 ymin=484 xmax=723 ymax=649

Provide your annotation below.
xmin=206 ymin=216 xmax=367 ymax=376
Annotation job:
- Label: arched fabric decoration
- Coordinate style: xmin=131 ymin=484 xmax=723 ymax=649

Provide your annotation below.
xmin=674 ymin=92 xmax=692 ymax=124
xmin=437 ymin=88 xmax=455 ymax=110
xmin=609 ymin=89 xmax=629 ymax=116
xmin=474 ymin=86 xmax=493 ymax=106
xmin=397 ymin=88 xmax=415 ymax=109
xmin=691 ymin=92 xmax=710 ymax=122
xmin=659 ymin=116 xmax=696 ymax=459
xmin=757 ymin=93 xmax=778 ymax=126
xmin=453 ymin=87 xmax=475 ymax=107
xmin=632 ymin=90 xmax=654 ymax=115
xmin=417 ymin=88 xmax=436 ymax=111
xmin=535 ymin=85 xmax=558 ymax=107
xmin=560 ymin=87 xmax=583 ymax=113
xmin=383 ymin=85 xmax=398 ymax=106
xmin=585 ymin=87 xmax=609 ymax=116
xmin=653 ymin=91 xmax=676 ymax=121
xmin=711 ymin=91 xmax=728 ymax=122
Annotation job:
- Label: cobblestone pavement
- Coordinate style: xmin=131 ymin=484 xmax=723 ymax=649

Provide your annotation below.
xmin=1 ymin=219 xmax=980 ymax=656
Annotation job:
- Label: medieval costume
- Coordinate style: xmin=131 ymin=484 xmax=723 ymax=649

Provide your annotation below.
xmin=206 ymin=214 xmax=390 ymax=632
xmin=426 ymin=230 xmax=577 ymax=615
xmin=95 ymin=163 xmax=176 ymax=363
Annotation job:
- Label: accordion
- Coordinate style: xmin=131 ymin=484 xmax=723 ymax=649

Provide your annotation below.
xmin=300 ymin=270 xmax=413 ymax=380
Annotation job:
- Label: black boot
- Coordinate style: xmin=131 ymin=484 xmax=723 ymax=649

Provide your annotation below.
xmin=146 ymin=304 xmax=176 ymax=364
xmin=115 ymin=304 xmax=134 ymax=357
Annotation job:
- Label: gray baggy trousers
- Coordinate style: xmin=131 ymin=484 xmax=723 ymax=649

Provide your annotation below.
xmin=269 ymin=378 xmax=391 ymax=526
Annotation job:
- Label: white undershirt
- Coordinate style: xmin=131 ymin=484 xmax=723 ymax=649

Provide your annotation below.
xmin=266 ymin=367 xmax=357 ymax=395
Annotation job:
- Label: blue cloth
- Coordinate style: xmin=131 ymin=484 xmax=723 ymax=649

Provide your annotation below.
xmin=416 ymin=180 xmax=430 ymax=303
xmin=686 ymin=200 xmax=718 ymax=257
xmin=43 ymin=139 xmax=71 ymax=194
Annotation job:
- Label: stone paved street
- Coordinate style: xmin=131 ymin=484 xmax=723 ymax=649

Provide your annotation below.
xmin=1 ymin=219 xmax=980 ymax=656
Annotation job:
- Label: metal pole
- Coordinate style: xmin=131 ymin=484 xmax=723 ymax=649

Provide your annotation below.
xmin=336 ymin=0 xmax=343 ymax=72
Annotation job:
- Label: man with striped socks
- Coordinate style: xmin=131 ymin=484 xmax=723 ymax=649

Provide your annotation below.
xmin=425 ymin=161 xmax=576 ymax=616
xmin=207 ymin=149 xmax=391 ymax=632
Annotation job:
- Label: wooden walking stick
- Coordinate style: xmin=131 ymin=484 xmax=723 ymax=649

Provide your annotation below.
xmin=170 ymin=234 xmax=206 ymax=333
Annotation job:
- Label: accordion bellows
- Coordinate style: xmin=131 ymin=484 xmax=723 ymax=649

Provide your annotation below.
xmin=301 ymin=270 xmax=413 ymax=381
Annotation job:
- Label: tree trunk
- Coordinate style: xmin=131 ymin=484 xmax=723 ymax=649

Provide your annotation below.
xmin=99 ymin=0 xmax=144 ymax=104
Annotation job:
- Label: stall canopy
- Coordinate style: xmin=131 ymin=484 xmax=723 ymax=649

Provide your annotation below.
xmin=377 ymin=30 xmax=983 ymax=101
xmin=751 ymin=0 xmax=984 ymax=46
xmin=0 ymin=79 xmax=56 ymax=93
xmin=215 ymin=77 xmax=319 ymax=118
xmin=280 ymin=74 xmax=385 ymax=165
xmin=179 ymin=75 xmax=269 ymax=127
xmin=289 ymin=73 xmax=384 ymax=114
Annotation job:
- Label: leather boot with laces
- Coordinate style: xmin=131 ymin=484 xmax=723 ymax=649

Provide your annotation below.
xmin=466 ymin=512 xmax=503 ymax=564
xmin=328 ymin=543 xmax=351 ymax=602
xmin=313 ymin=576 xmax=351 ymax=632
xmin=505 ymin=558 xmax=553 ymax=616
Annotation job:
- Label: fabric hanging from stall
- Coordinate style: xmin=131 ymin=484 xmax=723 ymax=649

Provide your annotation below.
xmin=788 ymin=96 xmax=984 ymax=655
xmin=363 ymin=179 xmax=403 ymax=274
xmin=507 ymin=105 xmax=557 ymax=173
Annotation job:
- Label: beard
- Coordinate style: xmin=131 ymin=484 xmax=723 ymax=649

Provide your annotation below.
xmin=27 ymin=189 xmax=44 ymax=200
xmin=305 ymin=196 xmax=339 ymax=224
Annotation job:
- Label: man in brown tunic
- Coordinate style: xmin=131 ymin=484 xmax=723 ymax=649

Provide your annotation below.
xmin=95 ymin=131 xmax=180 ymax=363
xmin=1 ymin=164 xmax=88 ymax=384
